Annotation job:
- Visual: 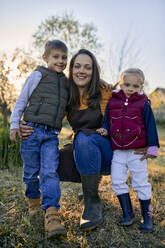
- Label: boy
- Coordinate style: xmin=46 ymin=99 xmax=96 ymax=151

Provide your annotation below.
xmin=97 ymin=68 xmax=159 ymax=232
xmin=10 ymin=40 xmax=68 ymax=237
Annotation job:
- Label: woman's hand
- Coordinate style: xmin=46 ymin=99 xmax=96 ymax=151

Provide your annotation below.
xmin=10 ymin=129 xmax=22 ymax=143
xmin=100 ymin=79 xmax=113 ymax=90
xmin=141 ymin=154 xmax=157 ymax=161
xmin=134 ymin=147 xmax=148 ymax=161
xmin=20 ymin=120 xmax=34 ymax=139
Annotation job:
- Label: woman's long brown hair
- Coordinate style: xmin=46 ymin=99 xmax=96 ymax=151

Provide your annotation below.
xmin=68 ymin=49 xmax=101 ymax=109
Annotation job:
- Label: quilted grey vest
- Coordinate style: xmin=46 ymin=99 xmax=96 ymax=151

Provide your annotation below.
xmin=24 ymin=66 xmax=68 ymax=130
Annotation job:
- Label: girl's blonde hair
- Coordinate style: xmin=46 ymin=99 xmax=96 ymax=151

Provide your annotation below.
xmin=120 ymin=68 xmax=145 ymax=84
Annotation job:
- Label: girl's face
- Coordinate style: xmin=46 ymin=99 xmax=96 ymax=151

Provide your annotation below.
xmin=120 ymin=74 xmax=143 ymax=98
xmin=72 ymin=54 xmax=93 ymax=92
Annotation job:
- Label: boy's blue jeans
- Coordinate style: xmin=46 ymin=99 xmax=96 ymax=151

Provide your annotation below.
xmin=74 ymin=131 xmax=113 ymax=175
xmin=21 ymin=123 xmax=60 ymax=210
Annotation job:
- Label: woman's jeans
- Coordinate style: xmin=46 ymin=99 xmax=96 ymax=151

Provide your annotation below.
xmin=21 ymin=123 xmax=60 ymax=210
xmin=74 ymin=131 xmax=113 ymax=175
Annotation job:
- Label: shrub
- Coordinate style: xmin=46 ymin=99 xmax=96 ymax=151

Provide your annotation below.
xmin=0 ymin=128 xmax=22 ymax=168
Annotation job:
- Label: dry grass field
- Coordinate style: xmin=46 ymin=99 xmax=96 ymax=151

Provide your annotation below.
xmin=0 ymin=125 xmax=165 ymax=248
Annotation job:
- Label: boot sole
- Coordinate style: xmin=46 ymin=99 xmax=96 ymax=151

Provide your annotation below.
xmin=140 ymin=227 xmax=153 ymax=233
xmin=46 ymin=229 xmax=67 ymax=238
xmin=120 ymin=217 xmax=135 ymax=226
xmin=29 ymin=210 xmax=44 ymax=227
xmin=80 ymin=219 xmax=103 ymax=231
xmin=140 ymin=229 xmax=153 ymax=233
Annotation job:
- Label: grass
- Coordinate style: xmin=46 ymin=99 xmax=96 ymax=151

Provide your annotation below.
xmin=0 ymin=125 xmax=165 ymax=248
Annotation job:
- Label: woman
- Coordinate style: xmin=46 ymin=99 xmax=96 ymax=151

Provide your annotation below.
xmin=20 ymin=49 xmax=113 ymax=231
xmin=66 ymin=49 xmax=113 ymax=231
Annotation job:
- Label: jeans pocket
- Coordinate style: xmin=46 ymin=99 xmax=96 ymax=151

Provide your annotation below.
xmin=50 ymin=129 xmax=60 ymax=135
xmin=21 ymin=122 xmax=36 ymax=142
xmin=26 ymin=122 xmax=35 ymax=127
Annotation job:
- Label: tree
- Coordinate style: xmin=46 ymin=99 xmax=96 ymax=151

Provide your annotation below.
xmin=100 ymin=32 xmax=145 ymax=87
xmin=0 ymin=53 xmax=17 ymax=127
xmin=0 ymin=49 xmax=36 ymax=127
xmin=149 ymin=88 xmax=165 ymax=120
xmin=32 ymin=12 xmax=102 ymax=58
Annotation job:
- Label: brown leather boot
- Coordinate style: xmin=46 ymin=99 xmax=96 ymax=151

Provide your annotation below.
xmin=28 ymin=198 xmax=41 ymax=217
xmin=28 ymin=198 xmax=43 ymax=226
xmin=45 ymin=207 xmax=66 ymax=238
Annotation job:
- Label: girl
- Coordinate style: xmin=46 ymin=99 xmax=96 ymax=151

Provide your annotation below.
xmin=97 ymin=68 xmax=159 ymax=232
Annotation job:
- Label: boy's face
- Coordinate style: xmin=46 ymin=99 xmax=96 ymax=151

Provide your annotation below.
xmin=120 ymin=74 xmax=143 ymax=98
xmin=43 ymin=48 xmax=67 ymax=73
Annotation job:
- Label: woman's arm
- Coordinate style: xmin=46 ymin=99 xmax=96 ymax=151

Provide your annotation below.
xmin=99 ymin=79 xmax=113 ymax=90
xmin=101 ymin=104 xmax=110 ymax=135
xmin=19 ymin=120 xmax=34 ymax=139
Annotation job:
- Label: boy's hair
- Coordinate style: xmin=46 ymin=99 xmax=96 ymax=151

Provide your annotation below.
xmin=120 ymin=68 xmax=145 ymax=84
xmin=44 ymin=40 xmax=68 ymax=56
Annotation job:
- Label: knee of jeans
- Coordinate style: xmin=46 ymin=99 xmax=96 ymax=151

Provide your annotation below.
xmin=74 ymin=132 xmax=88 ymax=149
xmin=23 ymin=175 xmax=39 ymax=183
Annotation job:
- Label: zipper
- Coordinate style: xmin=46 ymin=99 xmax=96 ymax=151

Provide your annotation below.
xmin=121 ymin=98 xmax=128 ymax=146
xmin=54 ymin=74 xmax=60 ymax=127
xmin=35 ymin=97 xmax=44 ymax=115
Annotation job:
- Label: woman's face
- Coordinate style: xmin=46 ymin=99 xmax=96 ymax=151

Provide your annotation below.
xmin=72 ymin=54 xmax=93 ymax=90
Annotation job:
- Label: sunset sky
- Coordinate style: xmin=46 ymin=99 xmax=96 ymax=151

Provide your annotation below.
xmin=1 ymin=0 xmax=164 ymax=92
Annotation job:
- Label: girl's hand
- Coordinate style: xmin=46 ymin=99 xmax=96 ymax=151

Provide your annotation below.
xmin=96 ymin=128 xmax=108 ymax=136
xmin=19 ymin=120 xmax=34 ymax=139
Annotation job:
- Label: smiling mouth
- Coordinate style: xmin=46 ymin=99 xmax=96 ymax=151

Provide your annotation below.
xmin=56 ymin=65 xmax=63 ymax=67
xmin=77 ymin=75 xmax=86 ymax=79
xmin=55 ymin=66 xmax=64 ymax=70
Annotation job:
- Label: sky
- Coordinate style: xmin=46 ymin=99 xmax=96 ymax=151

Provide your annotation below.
xmin=1 ymin=0 xmax=165 ymax=92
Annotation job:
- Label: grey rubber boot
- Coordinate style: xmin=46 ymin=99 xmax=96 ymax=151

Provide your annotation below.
xmin=80 ymin=174 xmax=103 ymax=231
xmin=139 ymin=199 xmax=153 ymax=232
xmin=78 ymin=176 xmax=102 ymax=201
xmin=117 ymin=193 xmax=135 ymax=226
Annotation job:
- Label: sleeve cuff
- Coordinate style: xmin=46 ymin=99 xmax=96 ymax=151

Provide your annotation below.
xmin=147 ymin=146 xmax=159 ymax=157
xmin=10 ymin=122 xmax=20 ymax=130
